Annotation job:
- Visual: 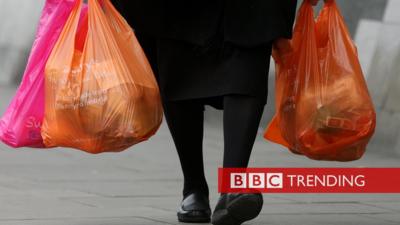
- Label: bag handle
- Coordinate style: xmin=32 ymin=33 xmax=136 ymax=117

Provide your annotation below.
xmin=273 ymin=0 xmax=317 ymax=65
xmin=46 ymin=0 xmax=107 ymax=75
xmin=316 ymin=0 xmax=357 ymax=53
xmin=46 ymin=0 xmax=83 ymax=73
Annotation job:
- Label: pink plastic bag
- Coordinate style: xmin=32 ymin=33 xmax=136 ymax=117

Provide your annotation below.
xmin=0 ymin=0 xmax=78 ymax=147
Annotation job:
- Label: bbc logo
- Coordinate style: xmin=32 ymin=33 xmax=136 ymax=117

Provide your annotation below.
xmin=230 ymin=173 xmax=283 ymax=189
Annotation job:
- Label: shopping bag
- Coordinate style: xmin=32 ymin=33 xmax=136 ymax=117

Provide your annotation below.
xmin=41 ymin=0 xmax=163 ymax=153
xmin=264 ymin=0 xmax=376 ymax=161
xmin=0 ymin=0 xmax=77 ymax=148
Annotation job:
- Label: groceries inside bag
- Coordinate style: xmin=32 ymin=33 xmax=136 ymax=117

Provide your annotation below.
xmin=264 ymin=0 xmax=376 ymax=161
xmin=42 ymin=0 xmax=163 ymax=153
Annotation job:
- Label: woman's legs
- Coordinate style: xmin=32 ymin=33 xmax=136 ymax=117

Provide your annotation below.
xmin=213 ymin=94 xmax=266 ymax=225
xmin=162 ymin=99 xmax=209 ymax=198
xmin=164 ymin=95 xmax=265 ymax=224
xmin=163 ymin=94 xmax=265 ymax=196
xmin=223 ymin=94 xmax=266 ymax=168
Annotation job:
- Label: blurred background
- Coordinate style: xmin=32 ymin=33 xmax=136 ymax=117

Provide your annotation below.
xmin=3 ymin=0 xmax=397 ymax=156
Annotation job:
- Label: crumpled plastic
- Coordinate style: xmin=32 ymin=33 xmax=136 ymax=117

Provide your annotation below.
xmin=264 ymin=0 xmax=376 ymax=161
xmin=0 ymin=0 xmax=77 ymax=148
xmin=41 ymin=0 xmax=163 ymax=153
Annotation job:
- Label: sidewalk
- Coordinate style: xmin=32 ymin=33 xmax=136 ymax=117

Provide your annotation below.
xmin=0 ymin=86 xmax=399 ymax=225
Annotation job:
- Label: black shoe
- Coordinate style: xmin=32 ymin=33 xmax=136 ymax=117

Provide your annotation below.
xmin=211 ymin=193 xmax=263 ymax=225
xmin=177 ymin=192 xmax=211 ymax=223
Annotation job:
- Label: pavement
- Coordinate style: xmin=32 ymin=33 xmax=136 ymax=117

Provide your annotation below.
xmin=0 ymin=85 xmax=400 ymax=225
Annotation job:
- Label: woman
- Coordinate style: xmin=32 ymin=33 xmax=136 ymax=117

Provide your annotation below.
xmin=112 ymin=0 xmax=322 ymax=224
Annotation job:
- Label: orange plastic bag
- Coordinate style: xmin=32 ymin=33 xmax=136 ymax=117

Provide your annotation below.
xmin=42 ymin=0 xmax=163 ymax=153
xmin=264 ymin=0 xmax=376 ymax=161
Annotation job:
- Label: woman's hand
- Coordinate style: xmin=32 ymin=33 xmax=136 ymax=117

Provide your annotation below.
xmin=273 ymin=0 xmax=333 ymax=63
xmin=273 ymin=38 xmax=292 ymax=54
xmin=272 ymin=38 xmax=293 ymax=65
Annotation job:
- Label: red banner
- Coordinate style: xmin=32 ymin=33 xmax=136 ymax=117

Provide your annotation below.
xmin=218 ymin=168 xmax=400 ymax=193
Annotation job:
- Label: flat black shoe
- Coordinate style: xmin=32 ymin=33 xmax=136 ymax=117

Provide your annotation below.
xmin=211 ymin=193 xmax=263 ymax=225
xmin=177 ymin=192 xmax=211 ymax=223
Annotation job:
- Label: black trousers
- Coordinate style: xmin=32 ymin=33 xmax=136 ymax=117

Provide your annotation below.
xmin=162 ymin=95 xmax=265 ymax=197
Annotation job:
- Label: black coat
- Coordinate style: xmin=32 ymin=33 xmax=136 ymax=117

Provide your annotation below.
xmin=112 ymin=0 xmax=297 ymax=47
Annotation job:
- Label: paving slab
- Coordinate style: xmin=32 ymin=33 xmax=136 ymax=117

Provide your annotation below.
xmin=248 ymin=214 xmax=399 ymax=225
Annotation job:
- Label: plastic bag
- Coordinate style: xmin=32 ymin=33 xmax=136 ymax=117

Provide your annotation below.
xmin=41 ymin=0 xmax=163 ymax=153
xmin=0 ymin=0 xmax=77 ymax=148
xmin=264 ymin=0 xmax=376 ymax=161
